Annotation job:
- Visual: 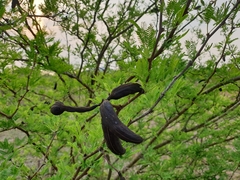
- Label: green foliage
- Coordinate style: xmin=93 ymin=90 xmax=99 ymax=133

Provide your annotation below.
xmin=0 ymin=0 xmax=6 ymax=18
xmin=1 ymin=0 xmax=240 ymax=179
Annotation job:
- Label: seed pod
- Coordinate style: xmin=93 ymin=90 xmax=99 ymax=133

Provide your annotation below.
xmin=50 ymin=101 xmax=99 ymax=115
xmin=102 ymin=125 xmax=126 ymax=155
xmin=50 ymin=101 xmax=65 ymax=115
xmin=112 ymin=123 xmax=143 ymax=144
xmin=107 ymin=83 xmax=144 ymax=100
xmin=100 ymin=100 xmax=143 ymax=144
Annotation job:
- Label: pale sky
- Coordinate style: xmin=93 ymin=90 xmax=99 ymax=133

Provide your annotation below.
xmin=25 ymin=0 xmax=240 ymax=66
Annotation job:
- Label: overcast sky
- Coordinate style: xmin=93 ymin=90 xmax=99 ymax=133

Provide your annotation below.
xmin=29 ymin=0 xmax=240 ymax=66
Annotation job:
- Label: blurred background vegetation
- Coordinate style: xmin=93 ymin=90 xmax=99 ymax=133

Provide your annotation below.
xmin=0 ymin=0 xmax=240 ymax=179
